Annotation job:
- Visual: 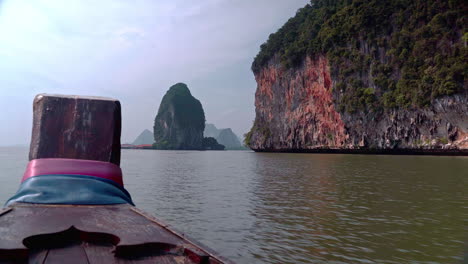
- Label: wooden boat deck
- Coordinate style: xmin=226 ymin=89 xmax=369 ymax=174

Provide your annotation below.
xmin=0 ymin=94 xmax=234 ymax=263
xmin=0 ymin=204 xmax=227 ymax=264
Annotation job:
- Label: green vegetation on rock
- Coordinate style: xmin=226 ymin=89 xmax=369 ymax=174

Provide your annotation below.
xmin=252 ymin=0 xmax=467 ymax=112
xmin=244 ymin=121 xmax=270 ymax=148
xmin=202 ymin=137 xmax=225 ymax=150
xmin=153 ymin=83 xmax=206 ymax=150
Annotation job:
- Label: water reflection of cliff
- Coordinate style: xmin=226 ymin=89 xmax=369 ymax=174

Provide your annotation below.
xmin=249 ymin=153 xmax=340 ymax=263
xmin=247 ymin=154 xmax=468 ymax=264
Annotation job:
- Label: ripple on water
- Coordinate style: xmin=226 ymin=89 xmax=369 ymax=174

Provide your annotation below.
xmin=0 ymin=148 xmax=466 ymax=264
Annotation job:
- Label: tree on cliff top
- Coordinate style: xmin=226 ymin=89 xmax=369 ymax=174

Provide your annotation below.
xmin=252 ymin=0 xmax=467 ymax=110
xmin=153 ymin=83 xmax=206 ymax=150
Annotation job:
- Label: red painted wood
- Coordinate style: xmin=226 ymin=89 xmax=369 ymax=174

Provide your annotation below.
xmin=29 ymin=94 xmax=121 ymax=165
xmin=22 ymin=158 xmax=124 ymax=187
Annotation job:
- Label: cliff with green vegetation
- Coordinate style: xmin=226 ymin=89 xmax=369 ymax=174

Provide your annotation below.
xmin=153 ymin=83 xmax=206 ymax=150
xmin=247 ymin=0 xmax=467 ymax=153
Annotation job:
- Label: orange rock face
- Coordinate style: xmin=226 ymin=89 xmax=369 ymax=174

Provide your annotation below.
xmin=249 ymin=55 xmax=468 ymax=153
xmin=252 ymin=56 xmax=347 ymax=149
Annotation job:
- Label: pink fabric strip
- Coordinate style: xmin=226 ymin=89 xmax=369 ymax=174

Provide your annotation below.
xmin=22 ymin=158 xmax=124 ymax=187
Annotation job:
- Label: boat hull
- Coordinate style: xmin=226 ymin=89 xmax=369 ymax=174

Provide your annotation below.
xmin=0 ymin=203 xmax=229 ymax=263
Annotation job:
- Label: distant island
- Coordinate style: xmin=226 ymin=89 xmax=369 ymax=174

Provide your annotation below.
xmin=152 ymin=83 xmax=224 ymax=150
xmin=204 ymin=124 xmax=247 ymax=150
xmin=125 ymin=123 xmax=248 ymax=150
xmin=122 ymin=83 xmax=250 ymax=151
xmin=132 ymin=129 xmax=153 ymax=145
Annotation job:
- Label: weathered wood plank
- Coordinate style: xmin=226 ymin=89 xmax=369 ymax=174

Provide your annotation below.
xmin=0 ymin=204 xmax=182 ymax=251
xmin=84 ymin=243 xmax=191 ymax=264
xmin=44 ymin=243 xmax=89 ymax=264
xmin=0 ymin=204 xmax=231 ymax=263
xmin=0 ymin=207 xmax=12 ymax=217
xmin=82 ymin=243 xmax=115 ymax=264
xmin=29 ymin=94 xmax=121 ymax=165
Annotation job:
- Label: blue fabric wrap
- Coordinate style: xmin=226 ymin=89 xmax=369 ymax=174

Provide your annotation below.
xmin=5 ymin=174 xmax=134 ymax=206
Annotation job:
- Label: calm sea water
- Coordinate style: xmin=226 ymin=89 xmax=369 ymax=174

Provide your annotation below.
xmin=0 ymin=146 xmax=466 ymax=263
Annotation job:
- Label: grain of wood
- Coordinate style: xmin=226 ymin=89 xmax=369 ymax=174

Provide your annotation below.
xmin=29 ymin=94 xmax=121 ymax=165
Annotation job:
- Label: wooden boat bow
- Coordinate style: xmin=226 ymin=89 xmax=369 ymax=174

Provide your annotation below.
xmin=0 ymin=94 xmax=232 ymax=264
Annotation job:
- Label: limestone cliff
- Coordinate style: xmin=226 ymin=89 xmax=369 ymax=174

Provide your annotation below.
xmin=153 ymin=83 xmax=205 ymax=150
xmin=247 ymin=1 xmax=467 ymax=153
xmin=247 ymin=56 xmax=467 ymax=153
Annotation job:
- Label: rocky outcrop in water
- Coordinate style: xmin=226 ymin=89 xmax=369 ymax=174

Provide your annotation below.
xmin=247 ymin=56 xmax=468 ymax=153
xmin=204 ymin=124 xmax=245 ymax=149
xmin=202 ymin=137 xmax=225 ymax=150
xmin=153 ymin=83 xmax=205 ymax=150
xmin=247 ymin=1 xmax=467 ymax=153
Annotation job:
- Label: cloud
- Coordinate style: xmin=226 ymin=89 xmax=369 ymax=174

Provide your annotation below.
xmin=115 ymin=27 xmax=146 ymax=45
xmin=0 ymin=0 xmax=310 ymax=145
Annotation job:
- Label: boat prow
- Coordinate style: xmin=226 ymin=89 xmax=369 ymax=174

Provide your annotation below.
xmin=0 ymin=94 xmax=233 ymax=263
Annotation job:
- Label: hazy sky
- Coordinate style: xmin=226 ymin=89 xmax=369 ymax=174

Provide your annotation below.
xmin=0 ymin=0 xmax=309 ymax=146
